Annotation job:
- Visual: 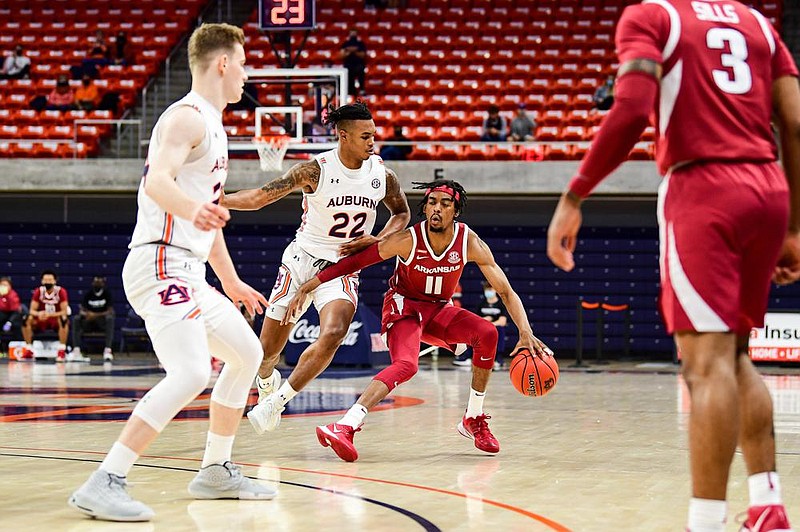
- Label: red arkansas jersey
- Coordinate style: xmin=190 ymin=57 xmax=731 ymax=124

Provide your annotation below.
xmin=616 ymin=0 xmax=798 ymax=174
xmin=31 ymin=285 xmax=68 ymax=314
xmin=388 ymin=221 xmax=469 ymax=303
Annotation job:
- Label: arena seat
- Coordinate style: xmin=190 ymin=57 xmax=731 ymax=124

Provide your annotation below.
xmin=0 ymin=0 xmax=206 ymax=157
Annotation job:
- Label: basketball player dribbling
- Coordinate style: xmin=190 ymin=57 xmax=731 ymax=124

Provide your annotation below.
xmin=547 ymin=2 xmax=800 ymax=530
xmin=222 ymin=102 xmax=411 ymax=435
xmin=69 ymin=24 xmax=276 ymax=522
xmin=283 ymin=181 xmax=552 ymax=461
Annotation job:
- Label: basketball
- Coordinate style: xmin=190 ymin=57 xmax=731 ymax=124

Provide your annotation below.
xmin=509 ymin=349 xmax=559 ymax=397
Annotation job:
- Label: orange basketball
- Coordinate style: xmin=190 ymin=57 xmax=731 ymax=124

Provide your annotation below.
xmin=509 ymin=349 xmax=559 ymax=397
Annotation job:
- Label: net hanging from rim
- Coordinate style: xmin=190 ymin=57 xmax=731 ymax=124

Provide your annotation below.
xmin=253 ymin=135 xmax=291 ymax=172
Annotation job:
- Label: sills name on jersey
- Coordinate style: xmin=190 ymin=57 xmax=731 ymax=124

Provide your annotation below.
xmin=691 ymin=1 xmax=739 ymax=23
xmin=413 ymin=264 xmax=461 ymax=274
xmin=326 ymin=196 xmax=378 ymax=209
xmin=211 ymin=156 xmax=228 ymax=173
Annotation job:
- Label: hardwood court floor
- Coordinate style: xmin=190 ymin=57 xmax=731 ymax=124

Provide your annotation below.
xmin=1 ymin=357 xmax=799 ymax=531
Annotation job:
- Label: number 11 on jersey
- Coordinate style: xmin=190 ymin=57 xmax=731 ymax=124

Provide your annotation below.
xmin=425 ymin=275 xmax=443 ymax=295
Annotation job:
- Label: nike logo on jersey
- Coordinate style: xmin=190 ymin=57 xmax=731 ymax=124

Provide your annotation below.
xmin=480 ymin=356 xmax=492 ymax=361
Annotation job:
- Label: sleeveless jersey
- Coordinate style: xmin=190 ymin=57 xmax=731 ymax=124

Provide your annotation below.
xmin=129 ymin=91 xmax=228 ymax=261
xmin=32 ymin=285 xmax=68 ymax=314
xmin=616 ymin=0 xmax=798 ymax=174
xmin=295 ymin=148 xmax=387 ymax=262
xmin=388 ymin=221 xmax=470 ymax=303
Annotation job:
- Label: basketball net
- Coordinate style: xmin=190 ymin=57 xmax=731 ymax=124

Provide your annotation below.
xmin=253 ymin=135 xmax=291 ymax=172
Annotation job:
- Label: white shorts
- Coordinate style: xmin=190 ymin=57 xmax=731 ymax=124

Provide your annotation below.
xmin=266 ymin=240 xmax=359 ymax=323
xmin=122 ymin=244 xmax=236 ymax=338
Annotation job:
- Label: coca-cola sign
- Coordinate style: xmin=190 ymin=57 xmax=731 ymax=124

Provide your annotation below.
xmin=289 ymin=319 xmax=363 ymax=346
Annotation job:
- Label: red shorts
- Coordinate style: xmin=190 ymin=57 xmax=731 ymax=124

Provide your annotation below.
xmin=32 ymin=316 xmax=62 ymax=332
xmin=658 ymin=161 xmax=788 ymax=335
xmin=381 ymin=290 xmax=463 ymax=351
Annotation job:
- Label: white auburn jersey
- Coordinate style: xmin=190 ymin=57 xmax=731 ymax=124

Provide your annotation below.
xmin=294 ymin=148 xmax=387 ymax=262
xmin=129 ymin=91 xmax=228 ymax=261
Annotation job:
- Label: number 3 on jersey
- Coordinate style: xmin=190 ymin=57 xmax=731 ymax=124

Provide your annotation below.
xmin=329 ymin=212 xmax=368 ymax=238
xmin=706 ymin=27 xmax=752 ymax=95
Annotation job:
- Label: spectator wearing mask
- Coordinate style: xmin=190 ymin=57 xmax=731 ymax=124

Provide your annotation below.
xmin=0 ymin=44 xmax=31 ymax=79
xmin=75 ymin=75 xmax=100 ymax=110
xmin=340 ymin=29 xmax=367 ymax=96
xmin=71 ymin=276 xmax=115 ymax=362
xmin=22 ymin=270 xmax=70 ymax=361
xmin=480 ymin=105 xmax=507 ymax=141
xmin=509 ymin=103 xmax=536 ymax=142
xmin=453 ymin=281 xmax=508 ymax=369
xmin=0 ymin=277 xmax=23 ymax=341
xmin=46 ymin=75 xmax=75 ymax=111
xmin=113 ymin=31 xmax=129 ymax=65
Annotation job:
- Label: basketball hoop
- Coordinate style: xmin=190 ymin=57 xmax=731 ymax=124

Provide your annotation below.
xmin=253 ymin=135 xmax=291 ymax=172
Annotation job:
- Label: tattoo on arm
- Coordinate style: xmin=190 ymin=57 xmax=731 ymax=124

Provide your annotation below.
xmin=382 ymin=168 xmax=410 ymax=216
xmin=617 ymin=58 xmax=662 ymax=81
xmin=260 ymin=160 xmax=321 ymax=199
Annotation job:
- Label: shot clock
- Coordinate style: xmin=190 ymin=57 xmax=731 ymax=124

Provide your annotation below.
xmin=259 ymin=0 xmax=317 ymax=31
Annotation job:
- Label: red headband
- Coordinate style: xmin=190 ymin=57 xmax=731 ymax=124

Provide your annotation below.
xmin=425 ymin=185 xmax=460 ymax=201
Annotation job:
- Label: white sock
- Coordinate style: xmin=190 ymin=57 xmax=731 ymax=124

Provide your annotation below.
xmin=465 ymin=388 xmax=485 ymax=418
xmin=749 ymin=472 xmax=783 ymax=506
xmin=257 ymin=369 xmax=279 ymax=394
xmin=100 ymin=441 xmax=139 ymax=477
xmin=276 ymin=381 xmax=298 ymax=406
xmin=57 ymin=343 xmax=66 ymax=350
xmin=338 ymin=404 xmax=368 ymax=428
xmin=687 ymin=498 xmax=726 ymax=532
xmin=201 ymin=432 xmax=235 ymax=468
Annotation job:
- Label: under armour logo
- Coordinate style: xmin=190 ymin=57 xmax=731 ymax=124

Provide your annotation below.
xmin=331 ymin=179 xmax=339 ymax=184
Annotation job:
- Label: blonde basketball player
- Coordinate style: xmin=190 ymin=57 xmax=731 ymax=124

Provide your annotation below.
xmin=69 ymin=24 xmax=275 ymax=522
xmin=222 ymin=102 xmax=411 ymax=434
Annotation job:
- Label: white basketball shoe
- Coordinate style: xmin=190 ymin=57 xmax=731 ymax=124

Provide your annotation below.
xmin=188 ymin=461 xmax=277 ymax=500
xmin=68 ymin=469 xmax=154 ymax=522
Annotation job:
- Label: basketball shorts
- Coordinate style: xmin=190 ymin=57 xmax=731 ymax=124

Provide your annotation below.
xmin=32 ymin=316 xmax=63 ymax=332
xmin=265 ymin=240 xmax=359 ymax=323
xmin=657 ymin=161 xmax=789 ymax=335
xmin=122 ymin=244 xmax=238 ymax=338
xmin=381 ymin=289 xmax=467 ymax=354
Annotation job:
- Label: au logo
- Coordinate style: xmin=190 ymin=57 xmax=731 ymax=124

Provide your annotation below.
xmin=159 ymin=284 xmax=191 ymax=306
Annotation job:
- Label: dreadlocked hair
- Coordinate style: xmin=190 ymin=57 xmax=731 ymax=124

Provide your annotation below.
xmin=412 ymin=180 xmax=468 ymax=217
xmin=322 ymin=101 xmax=372 ymax=129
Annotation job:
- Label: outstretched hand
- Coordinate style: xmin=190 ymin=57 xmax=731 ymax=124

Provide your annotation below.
xmin=222 ymin=279 xmax=268 ymax=317
xmin=774 ymin=231 xmax=800 ymax=285
xmin=546 ymin=193 xmax=583 ymax=272
xmin=339 ymin=234 xmax=378 ymax=257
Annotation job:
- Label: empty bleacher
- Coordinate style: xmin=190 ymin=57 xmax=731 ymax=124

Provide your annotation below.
xmin=236 ymin=0 xmax=784 ymax=161
xmin=0 ymin=0 xmax=205 ymax=158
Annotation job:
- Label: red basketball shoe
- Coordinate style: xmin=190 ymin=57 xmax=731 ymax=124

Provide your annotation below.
xmin=457 ymin=414 xmax=500 ymax=454
xmin=742 ymin=505 xmax=793 ymax=531
xmin=56 ymin=349 xmax=66 ymax=362
xmin=316 ymin=423 xmax=361 ymax=462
